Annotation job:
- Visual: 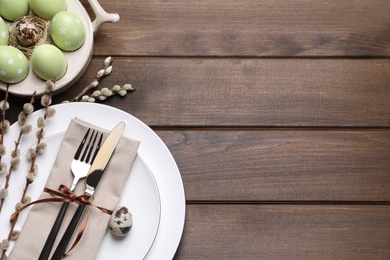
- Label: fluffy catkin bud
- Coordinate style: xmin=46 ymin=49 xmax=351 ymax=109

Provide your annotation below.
xmin=41 ymin=94 xmax=51 ymax=106
xmin=26 ymin=173 xmax=34 ymax=184
xmin=21 ymin=124 xmax=32 ymax=135
xmin=23 ymin=196 xmax=31 ymax=205
xmin=118 ymin=90 xmax=127 ymax=96
xmin=97 ymin=69 xmax=105 ymax=77
xmin=37 ymin=117 xmax=46 ymax=129
xmin=91 ymin=80 xmax=99 ymax=88
xmin=0 ymin=163 xmax=7 ymax=174
xmin=91 ymin=90 xmax=101 ymax=97
xmin=45 ymin=80 xmax=56 ymax=92
xmin=0 ymin=188 xmax=8 ymax=199
xmin=18 ymin=111 xmax=27 ymax=125
xmin=101 ymin=88 xmax=112 ymax=96
xmin=10 ymin=157 xmax=20 ymax=169
xmin=1 ymin=239 xmax=10 ymax=250
xmin=36 ymin=142 xmax=47 ymax=154
xmin=15 ymin=202 xmax=23 ymax=210
xmin=0 ymin=100 xmax=9 ymax=111
xmin=46 ymin=107 xmax=56 ymax=118
xmin=23 ymin=103 xmax=34 ymax=114
xmin=1 ymin=120 xmax=10 ymax=133
xmin=0 ymin=144 xmax=6 ymax=156
xmin=27 ymin=148 xmax=36 ymax=160
xmin=81 ymin=95 xmax=89 ymax=102
xmin=122 ymin=84 xmax=134 ymax=91
xmin=12 ymin=230 xmax=20 ymax=240
xmin=104 ymin=56 xmax=112 ymax=66
xmin=112 ymin=85 xmax=121 ymax=92
xmin=104 ymin=66 xmax=112 ymax=75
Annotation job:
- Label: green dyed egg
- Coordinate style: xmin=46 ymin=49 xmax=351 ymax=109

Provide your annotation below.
xmin=0 ymin=0 xmax=30 ymax=21
xmin=0 ymin=46 xmax=29 ymax=84
xmin=30 ymin=0 xmax=67 ymax=20
xmin=50 ymin=11 xmax=86 ymax=51
xmin=31 ymin=44 xmax=67 ymax=81
xmin=0 ymin=17 xmax=9 ymax=45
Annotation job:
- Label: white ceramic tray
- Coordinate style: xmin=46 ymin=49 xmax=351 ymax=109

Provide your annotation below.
xmin=0 ymin=0 xmax=119 ymax=97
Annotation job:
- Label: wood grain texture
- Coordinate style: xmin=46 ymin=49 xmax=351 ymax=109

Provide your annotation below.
xmin=52 ymin=57 xmax=390 ymax=127
xmin=175 ymin=204 xmax=390 ymax=259
xmin=81 ymin=0 xmax=390 ymax=57
xmin=0 ymin=1 xmax=389 ymax=259
xmin=157 ymin=130 xmax=390 ymax=201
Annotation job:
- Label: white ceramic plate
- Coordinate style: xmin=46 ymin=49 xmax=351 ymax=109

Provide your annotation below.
xmin=0 ymin=102 xmax=185 ymax=259
xmin=0 ymin=0 xmax=119 ymax=97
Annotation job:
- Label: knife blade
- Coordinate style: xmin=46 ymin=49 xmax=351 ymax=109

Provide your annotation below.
xmin=50 ymin=122 xmax=126 ymax=260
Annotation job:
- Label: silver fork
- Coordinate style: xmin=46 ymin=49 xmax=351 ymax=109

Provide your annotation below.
xmin=38 ymin=129 xmax=103 ymax=260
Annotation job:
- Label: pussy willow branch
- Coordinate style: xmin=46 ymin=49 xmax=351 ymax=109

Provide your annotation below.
xmin=0 ymin=92 xmax=36 ymax=213
xmin=71 ymin=57 xmax=113 ymax=102
xmin=0 ymin=91 xmax=52 ymax=260
xmin=0 ymin=85 xmax=9 ymax=157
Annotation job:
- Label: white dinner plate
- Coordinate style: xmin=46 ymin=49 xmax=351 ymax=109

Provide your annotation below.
xmin=0 ymin=103 xmax=185 ymax=259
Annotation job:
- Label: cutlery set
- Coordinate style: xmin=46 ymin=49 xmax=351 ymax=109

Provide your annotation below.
xmin=38 ymin=122 xmax=125 ymax=260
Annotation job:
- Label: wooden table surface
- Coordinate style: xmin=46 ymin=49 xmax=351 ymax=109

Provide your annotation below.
xmin=2 ymin=0 xmax=390 ymax=258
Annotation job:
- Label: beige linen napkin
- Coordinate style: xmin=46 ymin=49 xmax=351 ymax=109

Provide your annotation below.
xmin=8 ymin=118 xmax=140 ymax=260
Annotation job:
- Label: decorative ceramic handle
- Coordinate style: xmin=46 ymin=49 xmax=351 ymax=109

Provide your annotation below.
xmin=87 ymin=0 xmax=120 ymax=34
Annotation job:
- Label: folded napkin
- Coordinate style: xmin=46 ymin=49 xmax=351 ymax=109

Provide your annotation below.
xmin=8 ymin=118 xmax=140 ymax=260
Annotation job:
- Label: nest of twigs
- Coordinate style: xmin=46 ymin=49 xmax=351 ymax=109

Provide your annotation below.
xmin=9 ymin=15 xmax=51 ymax=58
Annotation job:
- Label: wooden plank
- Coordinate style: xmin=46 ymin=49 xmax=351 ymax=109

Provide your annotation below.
xmin=175 ymin=204 xmax=390 ymax=259
xmin=157 ymin=130 xmax=390 ymax=202
xmin=81 ymin=0 xmax=390 ymax=57
xmin=52 ymin=57 xmax=390 ymax=127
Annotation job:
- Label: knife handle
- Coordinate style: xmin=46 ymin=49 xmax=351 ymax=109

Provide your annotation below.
xmin=50 ymin=204 xmax=86 ymax=260
xmin=38 ymin=202 xmax=70 ymax=260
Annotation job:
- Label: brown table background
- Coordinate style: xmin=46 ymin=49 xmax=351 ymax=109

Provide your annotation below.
xmin=2 ymin=0 xmax=390 ymax=258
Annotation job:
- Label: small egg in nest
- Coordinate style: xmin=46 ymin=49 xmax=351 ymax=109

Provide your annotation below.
xmin=8 ymin=15 xmax=51 ymax=58
xmin=15 ymin=21 xmax=39 ymax=46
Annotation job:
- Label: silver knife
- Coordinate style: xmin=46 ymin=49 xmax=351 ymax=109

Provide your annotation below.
xmin=50 ymin=122 xmax=126 ymax=259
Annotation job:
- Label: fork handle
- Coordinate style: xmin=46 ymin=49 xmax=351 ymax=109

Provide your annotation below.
xmin=38 ymin=202 xmax=70 ymax=260
xmin=50 ymin=204 xmax=86 ymax=260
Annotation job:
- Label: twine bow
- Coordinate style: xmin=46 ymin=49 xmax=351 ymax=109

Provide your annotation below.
xmin=10 ymin=185 xmax=113 ymax=256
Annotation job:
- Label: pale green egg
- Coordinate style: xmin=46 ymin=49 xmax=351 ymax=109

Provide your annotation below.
xmin=31 ymin=44 xmax=67 ymax=81
xmin=0 ymin=46 xmax=29 ymax=84
xmin=50 ymin=11 xmax=86 ymax=51
xmin=30 ymin=0 xmax=67 ymax=20
xmin=0 ymin=0 xmax=30 ymax=21
xmin=0 ymin=17 xmax=9 ymax=45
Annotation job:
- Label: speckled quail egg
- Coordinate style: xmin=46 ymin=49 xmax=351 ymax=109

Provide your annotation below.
xmin=15 ymin=20 xmax=40 ymax=46
xmin=0 ymin=17 xmax=9 ymax=45
xmin=50 ymin=11 xmax=86 ymax=51
xmin=0 ymin=46 xmax=29 ymax=84
xmin=0 ymin=0 xmax=30 ymax=22
xmin=109 ymin=206 xmax=133 ymax=237
xmin=30 ymin=0 xmax=67 ymax=20
xmin=31 ymin=44 xmax=67 ymax=81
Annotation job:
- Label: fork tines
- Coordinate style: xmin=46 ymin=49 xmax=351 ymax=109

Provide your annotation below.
xmin=75 ymin=129 xmax=103 ymax=165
